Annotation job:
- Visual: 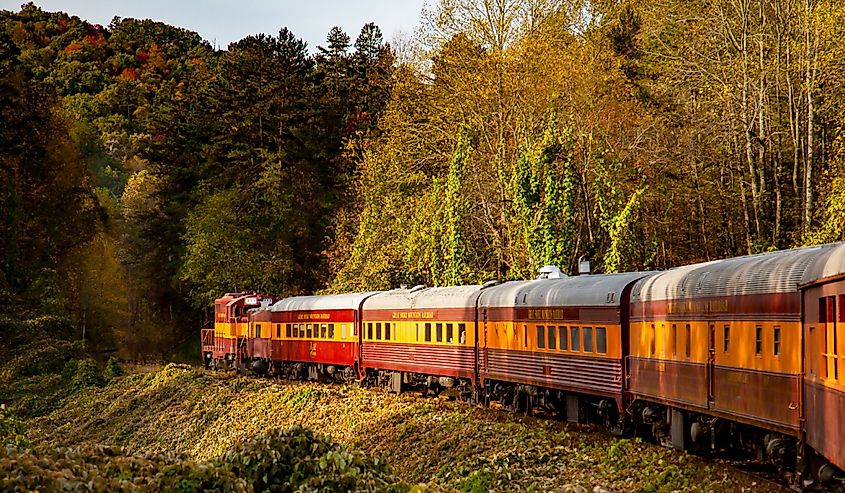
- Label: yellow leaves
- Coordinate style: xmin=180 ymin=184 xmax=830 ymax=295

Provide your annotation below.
xmin=121 ymin=168 xmax=164 ymax=221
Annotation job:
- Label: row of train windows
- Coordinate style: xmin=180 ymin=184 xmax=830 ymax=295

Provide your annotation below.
xmin=366 ymin=322 xmax=468 ymax=344
xmin=271 ymin=323 xmax=353 ymax=340
xmin=646 ymin=324 xmax=781 ymax=357
xmin=534 ymin=326 xmax=608 ymax=354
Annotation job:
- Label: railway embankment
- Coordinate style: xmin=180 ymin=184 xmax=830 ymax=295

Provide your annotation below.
xmin=0 ymin=325 xmax=785 ymax=492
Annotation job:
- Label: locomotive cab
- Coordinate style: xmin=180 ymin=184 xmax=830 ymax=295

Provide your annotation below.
xmin=201 ymin=292 xmax=275 ymax=370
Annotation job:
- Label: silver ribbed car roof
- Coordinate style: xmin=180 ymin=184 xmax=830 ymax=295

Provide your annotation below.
xmin=801 ymin=242 xmax=845 ymax=285
xmin=479 ymin=273 xmax=652 ymax=308
xmin=631 ymin=244 xmax=839 ymax=302
xmin=364 ymin=285 xmax=483 ymax=310
xmin=271 ymin=291 xmax=381 ymax=312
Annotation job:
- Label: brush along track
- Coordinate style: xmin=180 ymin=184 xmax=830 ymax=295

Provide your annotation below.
xmin=27 ymin=364 xmax=786 ymax=492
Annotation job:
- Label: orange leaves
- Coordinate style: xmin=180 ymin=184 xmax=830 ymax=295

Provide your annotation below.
xmin=120 ymin=67 xmax=138 ymax=80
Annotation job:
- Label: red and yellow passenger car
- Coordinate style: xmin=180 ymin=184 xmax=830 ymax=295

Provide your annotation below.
xmin=477 ymin=273 xmax=647 ymax=427
xmin=262 ymin=292 xmax=378 ymax=381
xmin=360 ymin=285 xmax=480 ymax=395
xmin=800 ymin=243 xmax=845 ymax=479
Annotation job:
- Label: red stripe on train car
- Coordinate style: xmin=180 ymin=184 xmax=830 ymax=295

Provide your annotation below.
xmin=270 ymin=340 xmax=357 ymax=367
xmin=630 ymin=293 xmax=801 ymax=321
xmin=361 ymin=342 xmax=475 ymax=380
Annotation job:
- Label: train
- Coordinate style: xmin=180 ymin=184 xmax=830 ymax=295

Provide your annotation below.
xmin=201 ymin=242 xmax=845 ymax=490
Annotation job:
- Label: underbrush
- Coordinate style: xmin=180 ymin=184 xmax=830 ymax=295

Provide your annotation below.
xmin=0 ymin=338 xmax=121 ymax=419
xmin=24 ymin=365 xmax=782 ymax=492
xmin=0 ymin=314 xmax=781 ymax=492
xmin=0 ymin=426 xmax=408 ymax=492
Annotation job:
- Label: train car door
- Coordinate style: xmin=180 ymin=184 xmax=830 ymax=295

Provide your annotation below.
xmin=707 ymin=322 xmax=716 ymax=405
xmin=479 ymin=307 xmax=488 ymax=374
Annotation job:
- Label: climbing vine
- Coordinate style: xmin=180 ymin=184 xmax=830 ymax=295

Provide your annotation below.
xmin=511 ymin=117 xmax=578 ymax=276
xmin=444 ymin=130 xmax=472 ymax=286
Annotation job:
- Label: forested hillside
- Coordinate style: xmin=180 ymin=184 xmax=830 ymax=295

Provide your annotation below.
xmin=2 ymin=0 xmax=845 ymax=356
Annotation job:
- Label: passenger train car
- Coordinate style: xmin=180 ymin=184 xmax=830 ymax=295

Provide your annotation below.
xmin=201 ymin=243 xmax=845 ymax=489
xmin=476 ymin=273 xmax=648 ymax=431
xmin=359 ymin=285 xmax=481 ymax=394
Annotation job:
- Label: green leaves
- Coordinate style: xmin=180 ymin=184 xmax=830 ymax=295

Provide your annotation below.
xmin=510 ymin=117 xmax=578 ymax=277
xmin=445 ymin=130 xmax=473 ymax=285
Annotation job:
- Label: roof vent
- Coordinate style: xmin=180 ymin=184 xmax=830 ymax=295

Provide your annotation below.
xmin=537 ymin=265 xmax=566 ymax=279
xmin=481 ymin=279 xmax=501 ymax=289
xmin=409 ymin=284 xmax=426 ymax=293
xmin=578 ymin=255 xmax=591 ymax=275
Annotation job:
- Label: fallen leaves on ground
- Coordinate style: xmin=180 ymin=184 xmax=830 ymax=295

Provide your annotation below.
xmin=24 ymin=364 xmax=784 ymax=492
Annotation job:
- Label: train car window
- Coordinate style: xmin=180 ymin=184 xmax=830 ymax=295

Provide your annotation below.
xmin=446 ymin=323 xmax=454 ymax=343
xmin=670 ymin=324 xmax=677 ymax=357
xmin=276 ymin=324 xmax=281 ymax=338
xmin=367 ymin=323 xmax=373 ymax=341
xmin=328 ymin=324 xmax=335 ymax=339
xmin=255 ymin=324 xmax=262 ymax=338
xmin=755 ymin=326 xmax=763 ymax=355
xmin=306 ymin=324 xmax=313 ymax=338
xmin=571 ymin=327 xmax=581 ymax=351
xmin=416 ymin=323 xmax=420 ymax=342
xmin=548 ymin=326 xmax=557 ymax=349
xmin=537 ymin=326 xmax=545 ymax=349
xmin=560 ymin=326 xmax=568 ymax=350
xmin=321 ymin=324 xmax=328 ymax=339
xmin=723 ymin=325 xmax=730 ymax=353
xmin=376 ymin=323 xmax=382 ymax=340
xmin=669 ymin=324 xmax=678 ymax=356
xmin=824 ymin=324 xmax=829 ymax=355
xmin=650 ymin=324 xmax=656 ymax=356
xmin=286 ymin=324 xmax=292 ymax=338
xmin=773 ymin=326 xmax=780 ymax=355
xmin=524 ymin=325 xmax=528 ymax=348
xmin=458 ymin=323 xmax=466 ymax=344
xmin=596 ymin=327 xmax=607 ymax=354
xmin=809 ymin=326 xmax=817 ymax=375
xmin=583 ymin=327 xmax=593 ymax=352
xmin=436 ymin=323 xmax=443 ymax=343
xmin=385 ymin=323 xmax=391 ymax=341
xmin=685 ymin=325 xmax=691 ymax=358
xmin=425 ymin=323 xmax=432 ymax=342
xmin=341 ymin=324 xmax=347 ymax=339
xmin=820 ymin=298 xmax=827 ymax=323
xmin=822 ymin=324 xmax=829 ymax=379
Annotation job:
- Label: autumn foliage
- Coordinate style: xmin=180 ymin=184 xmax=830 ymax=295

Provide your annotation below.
xmin=2 ymin=1 xmax=845 ymax=356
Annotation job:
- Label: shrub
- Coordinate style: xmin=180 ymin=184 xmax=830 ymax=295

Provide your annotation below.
xmin=221 ymin=425 xmax=408 ymax=493
xmin=24 ymin=316 xmax=76 ymax=341
xmin=71 ymin=358 xmax=103 ymax=389
xmin=104 ymin=356 xmax=122 ymax=380
xmin=0 ymin=426 xmax=408 ymax=492
xmin=0 ymin=408 xmax=28 ymax=448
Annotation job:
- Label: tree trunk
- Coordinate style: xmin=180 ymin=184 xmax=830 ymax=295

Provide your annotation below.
xmin=803 ymin=0 xmax=816 ymax=233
